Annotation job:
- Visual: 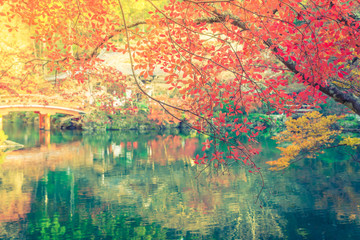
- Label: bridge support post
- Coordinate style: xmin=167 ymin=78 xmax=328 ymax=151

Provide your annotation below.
xmin=36 ymin=112 xmax=45 ymax=130
xmin=44 ymin=113 xmax=51 ymax=131
xmin=37 ymin=113 xmax=51 ymax=131
xmin=39 ymin=114 xmax=44 ymax=130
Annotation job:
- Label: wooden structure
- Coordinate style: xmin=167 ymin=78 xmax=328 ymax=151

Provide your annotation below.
xmin=0 ymin=95 xmax=87 ymax=131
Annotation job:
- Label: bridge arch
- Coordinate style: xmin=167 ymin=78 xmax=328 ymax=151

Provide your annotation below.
xmin=0 ymin=95 xmax=88 ymax=131
xmin=0 ymin=105 xmax=85 ymax=116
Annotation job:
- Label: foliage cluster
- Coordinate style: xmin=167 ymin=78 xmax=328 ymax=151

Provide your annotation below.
xmin=340 ymin=136 xmax=360 ymax=149
xmin=0 ymin=130 xmax=8 ymax=146
xmin=267 ymin=111 xmax=343 ymax=170
xmin=0 ymin=0 xmax=359 ymax=171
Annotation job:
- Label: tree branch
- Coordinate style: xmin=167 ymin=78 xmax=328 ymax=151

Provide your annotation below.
xmin=277 ymin=54 xmax=360 ymax=115
xmin=198 ymin=12 xmax=360 ymax=116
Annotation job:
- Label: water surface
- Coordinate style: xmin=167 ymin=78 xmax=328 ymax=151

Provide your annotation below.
xmin=1 ymin=122 xmax=360 ymax=239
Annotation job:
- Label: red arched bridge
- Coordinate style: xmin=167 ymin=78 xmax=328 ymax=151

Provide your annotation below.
xmin=0 ymin=94 xmax=89 ymax=130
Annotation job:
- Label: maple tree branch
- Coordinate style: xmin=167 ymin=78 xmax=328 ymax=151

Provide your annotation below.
xmin=196 ymin=12 xmax=360 ymax=116
xmin=0 ymin=64 xmax=15 ymax=80
xmin=117 ymin=0 xmax=211 ymax=119
xmin=89 ymin=21 xmax=146 ymax=58
xmin=276 ymin=54 xmax=360 ymax=116
xmin=120 ymin=1 xmax=259 ymax=174
xmin=195 ymin=12 xmax=249 ymax=30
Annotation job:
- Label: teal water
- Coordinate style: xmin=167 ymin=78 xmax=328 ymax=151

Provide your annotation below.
xmin=1 ymin=122 xmax=360 ymax=239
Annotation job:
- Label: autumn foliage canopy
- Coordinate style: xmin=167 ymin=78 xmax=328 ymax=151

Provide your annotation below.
xmin=0 ymin=0 xmax=359 ymax=171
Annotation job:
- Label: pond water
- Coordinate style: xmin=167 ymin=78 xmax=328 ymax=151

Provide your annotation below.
xmin=1 ymin=122 xmax=360 ymax=239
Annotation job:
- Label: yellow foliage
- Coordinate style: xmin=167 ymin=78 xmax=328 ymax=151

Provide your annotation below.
xmin=339 ymin=136 xmax=360 ymax=149
xmin=333 ymin=49 xmax=360 ymax=95
xmin=0 ymin=3 xmax=48 ymax=95
xmin=0 ymin=130 xmax=7 ymax=146
xmin=267 ymin=111 xmax=343 ymax=170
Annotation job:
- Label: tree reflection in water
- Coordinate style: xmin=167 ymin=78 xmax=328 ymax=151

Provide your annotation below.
xmin=0 ymin=130 xmax=359 ymax=239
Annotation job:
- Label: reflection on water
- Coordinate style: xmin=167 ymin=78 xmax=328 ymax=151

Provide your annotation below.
xmin=0 ymin=122 xmax=360 ymax=239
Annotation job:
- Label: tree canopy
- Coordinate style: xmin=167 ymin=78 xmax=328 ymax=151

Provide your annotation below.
xmin=0 ymin=0 xmax=359 ymax=171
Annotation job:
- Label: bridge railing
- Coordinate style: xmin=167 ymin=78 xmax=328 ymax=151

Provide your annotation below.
xmin=0 ymin=94 xmax=90 ymax=111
